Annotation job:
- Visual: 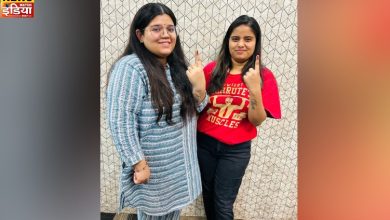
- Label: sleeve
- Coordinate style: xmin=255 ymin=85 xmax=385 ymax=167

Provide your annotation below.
xmin=106 ymin=60 xmax=145 ymax=166
xmin=261 ymin=68 xmax=282 ymax=119
xmin=196 ymin=93 xmax=209 ymax=112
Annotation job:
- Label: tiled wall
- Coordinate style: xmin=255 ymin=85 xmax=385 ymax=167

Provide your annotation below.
xmin=101 ymin=0 xmax=297 ymax=219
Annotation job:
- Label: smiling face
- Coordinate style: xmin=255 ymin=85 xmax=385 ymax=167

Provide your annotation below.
xmin=137 ymin=14 xmax=177 ymax=64
xmin=228 ymin=24 xmax=256 ymax=64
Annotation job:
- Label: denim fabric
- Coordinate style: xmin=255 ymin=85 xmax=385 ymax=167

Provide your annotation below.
xmin=197 ymin=132 xmax=251 ymax=220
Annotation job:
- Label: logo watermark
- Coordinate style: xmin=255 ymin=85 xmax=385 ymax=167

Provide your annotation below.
xmin=1 ymin=0 xmax=34 ymax=18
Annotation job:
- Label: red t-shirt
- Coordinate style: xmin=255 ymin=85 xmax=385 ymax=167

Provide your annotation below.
xmin=197 ymin=61 xmax=282 ymax=145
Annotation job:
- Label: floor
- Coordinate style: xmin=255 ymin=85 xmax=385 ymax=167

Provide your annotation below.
xmin=101 ymin=212 xmax=207 ymax=220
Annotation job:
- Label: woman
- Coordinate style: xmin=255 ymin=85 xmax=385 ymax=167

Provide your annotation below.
xmin=106 ymin=3 xmax=206 ymax=219
xmin=197 ymin=15 xmax=282 ymax=220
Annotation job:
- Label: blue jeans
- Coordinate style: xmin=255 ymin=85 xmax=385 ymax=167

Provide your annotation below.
xmin=197 ymin=132 xmax=251 ymax=220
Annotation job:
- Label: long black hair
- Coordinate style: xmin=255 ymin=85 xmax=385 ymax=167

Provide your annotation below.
xmin=208 ymin=15 xmax=264 ymax=94
xmin=121 ymin=3 xmax=197 ymax=124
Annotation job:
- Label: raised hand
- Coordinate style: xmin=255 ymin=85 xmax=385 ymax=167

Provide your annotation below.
xmin=243 ymin=55 xmax=262 ymax=92
xmin=186 ymin=50 xmax=206 ymax=103
xmin=186 ymin=50 xmax=205 ymax=88
xmin=243 ymin=55 xmax=266 ymax=126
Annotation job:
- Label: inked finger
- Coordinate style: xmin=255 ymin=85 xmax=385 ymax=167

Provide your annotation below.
xmin=195 ymin=50 xmax=202 ymax=67
xmin=255 ymin=54 xmax=260 ymax=73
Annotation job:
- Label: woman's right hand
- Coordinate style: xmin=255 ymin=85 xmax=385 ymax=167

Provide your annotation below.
xmin=133 ymin=160 xmax=150 ymax=184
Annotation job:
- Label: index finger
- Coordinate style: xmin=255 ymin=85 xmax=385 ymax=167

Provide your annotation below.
xmin=255 ymin=54 xmax=260 ymax=73
xmin=195 ymin=50 xmax=202 ymax=67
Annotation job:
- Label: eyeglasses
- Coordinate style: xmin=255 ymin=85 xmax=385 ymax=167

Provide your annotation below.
xmin=144 ymin=25 xmax=177 ymax=35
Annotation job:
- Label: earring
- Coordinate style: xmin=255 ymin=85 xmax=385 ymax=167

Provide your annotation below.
xmin=140 ymin=40 xmax=144 ymax=44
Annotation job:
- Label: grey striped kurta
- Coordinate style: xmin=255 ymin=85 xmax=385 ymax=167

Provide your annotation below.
xmin=106 ymin=54 xmax=207 ymax=216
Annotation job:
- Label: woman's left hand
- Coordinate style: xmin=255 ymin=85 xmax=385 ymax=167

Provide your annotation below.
xmin=243 ymin=55 xmax=262 ymax=92
xmin=186 ymin=50 xmax=206 ymax=103
xmin=243 ymin=55 xmax=266 ymax=126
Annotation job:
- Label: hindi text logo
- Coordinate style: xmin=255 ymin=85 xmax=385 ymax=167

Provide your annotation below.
xmin=1 ymin=0 xmax=34 ymax=18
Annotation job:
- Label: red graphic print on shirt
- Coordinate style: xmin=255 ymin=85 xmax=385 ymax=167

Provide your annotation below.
xmin=205 ymin=87 xmax=249 ymax=129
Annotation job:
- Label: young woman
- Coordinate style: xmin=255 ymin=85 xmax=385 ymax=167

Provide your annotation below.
xmin=197 ymin=15 xmax=282 ymax=220
xmin=106 ymin=3 xmax=206 ymax=219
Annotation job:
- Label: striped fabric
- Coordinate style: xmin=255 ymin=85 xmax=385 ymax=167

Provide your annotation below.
xmin=107 ymin=54 xmax=207 ymax=216
xmin=137 ymin=209 xmax=180 ymax=220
